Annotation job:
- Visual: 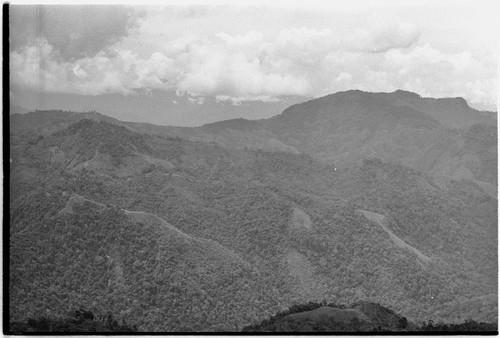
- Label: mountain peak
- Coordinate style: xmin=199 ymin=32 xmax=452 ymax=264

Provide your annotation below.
xmin=446 ymin=96 xmax=470 ymax=108
xmin=329 ymin=89 xmax=472 ymax=107
xmin=334 ymin=89 xmax=421 ymax=97
xmin=201 ymin=118 xmax=262 ymax=131
xmin=392 ymin=89 xmax=422 ymax=99
xmin=61 ymin=119 xmax=135 ymax=138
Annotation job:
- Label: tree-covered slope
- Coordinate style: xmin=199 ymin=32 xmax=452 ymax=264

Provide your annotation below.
xmin=9 ymin=116 xmax=497 ymax=331
xmin=10 ymin=195 xmax=282 ymax=331
xmin=264 ymin=90 xmax=496 ymax=183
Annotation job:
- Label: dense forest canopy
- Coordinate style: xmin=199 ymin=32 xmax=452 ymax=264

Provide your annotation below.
xmin=8 ymin=90 xmax=497 ymax=332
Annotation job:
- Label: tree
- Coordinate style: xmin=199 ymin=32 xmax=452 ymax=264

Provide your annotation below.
xmin=398 ymin=317 xmax=408 ymax=329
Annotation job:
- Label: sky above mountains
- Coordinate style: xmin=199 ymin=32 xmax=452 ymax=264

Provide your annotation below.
xmin=9 ymin=2 xmax=498 ymax=126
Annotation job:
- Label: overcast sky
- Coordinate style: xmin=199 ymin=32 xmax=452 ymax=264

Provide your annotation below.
xmin=9 ymin=2 xmax=499 ymax=124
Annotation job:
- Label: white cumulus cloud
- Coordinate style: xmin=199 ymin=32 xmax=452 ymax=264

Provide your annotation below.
xmin=9 ymin=6 xmax=496 ymax=107
xmin=348 ymin=14 xmax=420 ymax=53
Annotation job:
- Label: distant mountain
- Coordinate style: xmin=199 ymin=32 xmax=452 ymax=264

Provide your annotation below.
xmin=9 ymin=87 xmax=309 ymax=126
xmin=9 ymin=105 xmax=30 ymax=115
xmin=382 ymin=90 xmax=494 ymax=128
xmin=264 ymin=90 xmax=496 ymax=180
xmin=11 ymin=91 xmax=496 ymax=185
xmin=105 ymin=90 xmax=496 ymax=184
xmin=11 ymin=110 xmax=126 ymax=133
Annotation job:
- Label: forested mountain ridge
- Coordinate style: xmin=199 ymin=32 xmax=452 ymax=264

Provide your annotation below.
xmin=12 ymin=90 xmax=496 ymax=184
xmin=9 ymin=90 xmax=497 ymax=332
xmin=264 ymin=90 xmax=496 ymax=181
xmin=10 ymin=109 xmax=124 ymax=140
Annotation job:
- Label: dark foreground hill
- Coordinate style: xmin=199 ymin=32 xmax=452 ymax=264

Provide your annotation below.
xmin=8 ymin=91 xmax=497 ymax=332
xmin=10 ymin=308 xmax=139 ymax=333
xmin=242 ymin=300 xmax=498 ymax=333
xmin=8 ymin=301 xmax=497 ymax=333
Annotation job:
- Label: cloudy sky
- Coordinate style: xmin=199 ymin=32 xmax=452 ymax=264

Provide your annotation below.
xmin=9 ymin=2 xmax=499 ymax=125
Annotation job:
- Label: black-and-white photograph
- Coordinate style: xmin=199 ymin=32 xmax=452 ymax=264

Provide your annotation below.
xmin=5 ymin=1 xmax=498 ymax=334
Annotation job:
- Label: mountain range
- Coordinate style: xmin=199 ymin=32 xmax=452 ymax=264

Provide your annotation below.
xmin=8 ymin=90 xmax=497 ymax=332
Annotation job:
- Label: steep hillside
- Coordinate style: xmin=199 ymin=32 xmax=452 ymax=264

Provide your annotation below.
xmin=10 ymin=195 xmax=282 ymax=331
xmin=11 ymin=119 xmax=177 ymax=178
xmin=8 ymin=91 xmax=497 ymax=332
xmin=9 ymin=117 xmax=497 ymax=331
xmin=264 ymin=90 xmax=496 ymax=182
xmin=410 ymin=123 xmax=497 ymax=184
xmin=388 ymin=90 xmax=495 ymax=128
